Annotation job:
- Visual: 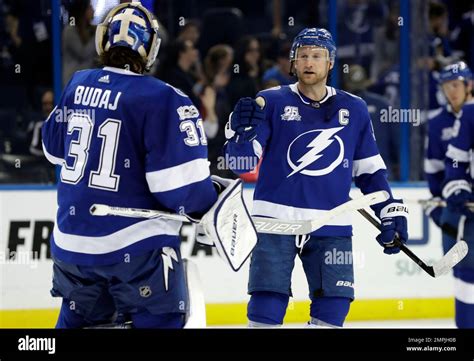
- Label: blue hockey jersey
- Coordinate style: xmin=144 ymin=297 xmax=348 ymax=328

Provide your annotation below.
xmin=225 ymin=83 xmax=393 ymax=237
xmin=444 ymin=101 xmax=474 ymax=184
xmin=424 ymin=105 xmax=461 ymax=197
xmin=42 ymin=66 xmax=217 ymax=265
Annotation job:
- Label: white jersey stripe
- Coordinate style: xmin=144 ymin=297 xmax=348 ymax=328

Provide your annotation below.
xmin=53 ymin=218 xmax=181 ymax=254
xmin=146 ymin=158 xmax=210 ymax=193
xmin=446 ymin=144 xmax=470 ymax=163
xmin=251 ymin=200 xmax=351 ymax=226
xmin=454 ymin=277 xmax=474 ymax=304
xmin=424 ymin=158 xmax=445 ymax=174
xmin=42 ymin=141 xmax=64 ymax=165
xmin=352 ymin=154 xmax=386 ymax=177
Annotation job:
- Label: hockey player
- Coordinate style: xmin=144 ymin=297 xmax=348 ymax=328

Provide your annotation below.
xmin=439 ymin=63 xmax=474 ymax=328
xmin=224 ymin=28 xmax=409 ymax=327
xmin=424 ymin=62 xmax=472 ymax=228
xmin=42 ymin=2 xmax=220 ymax=328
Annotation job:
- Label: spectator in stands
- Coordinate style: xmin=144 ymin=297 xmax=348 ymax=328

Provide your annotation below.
xmin=227 ymin=35 xmax=262 ymax=106
xmin=62 ymin=0 xmax=96 ymax=86
xmin=262 ymin=40 xmax=294 ymax=88
xmin=343 ymin=64 xmax=399 ymax=180
xmin=2 ymin=0 xmax=52 ymax=88
xmin=336 ymin=0 xmax=386 ymax=76
xmin=423 ymin=1 xmax=458 ymax=109
xmin=177 ymin=19 xmax=200 ymax=45
xmin=157 ymin=39 xmax=202 ymax=108
xmin=371 ymin=2 xmax=399 ymax=81
xmin=450 ymin=5 xmax=474 ymax=70
xmin=28 ymin=89 xmax=53 ymax=158
xmin=202 ymin=44 xmax=235 ymax=178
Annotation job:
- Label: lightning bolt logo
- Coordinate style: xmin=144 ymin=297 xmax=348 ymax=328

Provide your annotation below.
xmin=162 ymin=247 xmax=179 ymax=291
xmin=287 ymin=127 xmax=345 ymax=177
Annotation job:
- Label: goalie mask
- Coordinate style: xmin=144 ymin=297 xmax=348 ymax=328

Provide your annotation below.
xmin=95 ymin=2 xmax=161 ymax=71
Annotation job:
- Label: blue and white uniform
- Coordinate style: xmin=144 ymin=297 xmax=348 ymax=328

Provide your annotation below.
xmin=443 ymin=101 xmax=474 ymax=328
xmin=224 ymin=27 xmax=407 ymax=328
xmin=226 ymin=84 xmax=392 ymax=235
xmin=42 ymin=3 xmax=216 ymax=328
xmin=43 ymin=67 xmax=216 ymax=266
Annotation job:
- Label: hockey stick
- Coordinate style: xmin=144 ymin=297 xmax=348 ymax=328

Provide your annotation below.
xmin=418 ymin=199 xmax=474 ymax=211
xmin=90 ymin=190 xmax=390 ymax=236
xmin=356 ymin=207 xmax=468 ymax=278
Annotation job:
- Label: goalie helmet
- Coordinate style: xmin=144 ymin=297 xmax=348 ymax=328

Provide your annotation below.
xmin=95 ymin=2 xmax=161 ymax=71
xmin=289 ymin=28 xmax=336 ymax=63
xmin=438 ymin=61 xmax=472 ymax=85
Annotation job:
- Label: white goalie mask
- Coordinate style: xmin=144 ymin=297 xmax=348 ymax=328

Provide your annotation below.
xmin=95 ymin=2 xmax=161 ymax=71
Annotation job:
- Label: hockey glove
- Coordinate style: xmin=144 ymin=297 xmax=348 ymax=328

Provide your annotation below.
xmin=376 ymin=200 xmax=409 ymax=255
xmin=423 ymin=197 xmax=443 ymax=227
xmin=225 ymin=97 xmax=264 ymax=144
xmin=442 ymin=180 xmax=474 ymax=218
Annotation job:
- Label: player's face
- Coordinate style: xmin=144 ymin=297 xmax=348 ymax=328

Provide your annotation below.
xmin=441 ymin=79 xmax=469 ymax=110
xmin=294 ymin=46 xmax=333 ymax=86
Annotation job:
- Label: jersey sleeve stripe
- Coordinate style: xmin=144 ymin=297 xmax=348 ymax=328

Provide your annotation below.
xmin=424 ymin=158 xmax=445 ymax=174
xmin=146 ymin=158 xmax=211 ymax=193
xmin=454 ymin=277 xmax=474 ymax=304
xmin=251 ymin=200 xmax=351 ymax=226
xmin=352 ymin=154 xmax=386 ymax=177
xmin=252 ymin=139 xmax=263 ymax=159
xmin=53 ymin=218 xmax=181 ymax=254
xmin=446 ymin=144 xmax=471 ymax=162
xmin=42 ymin=141 xmax=64 ymax=165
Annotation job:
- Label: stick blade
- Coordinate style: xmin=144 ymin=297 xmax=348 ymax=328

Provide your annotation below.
xmin=89 ymin=204 xmax=110 ymax=216
xmin=433 ymin=240 xmax=469 ymax=277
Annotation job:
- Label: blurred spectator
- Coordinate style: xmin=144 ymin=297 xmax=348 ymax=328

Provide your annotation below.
xmin=0 ymin=88 xmax=55 ymax=183
xmin=157 ymin=39 xmax=202 ymax=107
xmin=177 ymin=19 xmax=200 ymax=45
xmin=424 ymin=1 xmax=458 ymax=109
xmin=62 ymin=0 xmax=96 ymax=86
xmin=336 ymin=0 xmax=386 ymax=76
xmin=370 ymin=63 xmax=400 ymax=107
xmin=198 ymin=7 xmax=244 ymax=57
xmin=202 ymin=44 xmax=235 ymax=178
xmin=2 ymin=0 xmax=52 ymax=88
xmin=28 ymin=89 xmax=53 ymax=157
xmin=371 ymin=2 xmax=399 ymax=81
xmin=262 ymin=40 xmax=294 ymax=88
xmin=343 ymin=64 xmax=400 ymax=180
xmin=450 ymin=5 xmax=474 ymax=70
xmin=227 ymin=35 xmax=262 ymax=106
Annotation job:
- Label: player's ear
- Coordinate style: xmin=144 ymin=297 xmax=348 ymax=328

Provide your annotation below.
xmin=328 ymin=61 xmax=334 ymax=71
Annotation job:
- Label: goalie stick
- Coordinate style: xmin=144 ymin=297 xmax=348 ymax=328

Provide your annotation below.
xmin=356 ymin=206 xmax=468 ymax=278
xmin=90 ymin=190 xmax=390 ymax=236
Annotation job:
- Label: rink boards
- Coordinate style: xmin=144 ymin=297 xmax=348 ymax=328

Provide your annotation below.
xmin=0 ymin=185 xmax=456 ymax=327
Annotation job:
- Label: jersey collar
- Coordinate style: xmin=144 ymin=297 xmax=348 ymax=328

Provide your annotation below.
xmin=103 ymin=66 xmax=143 ymax=76
xmin=289 ymin=82 xmax=336 ymax=107
xmin=446 ymin=103 xmax=462 ymax=118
